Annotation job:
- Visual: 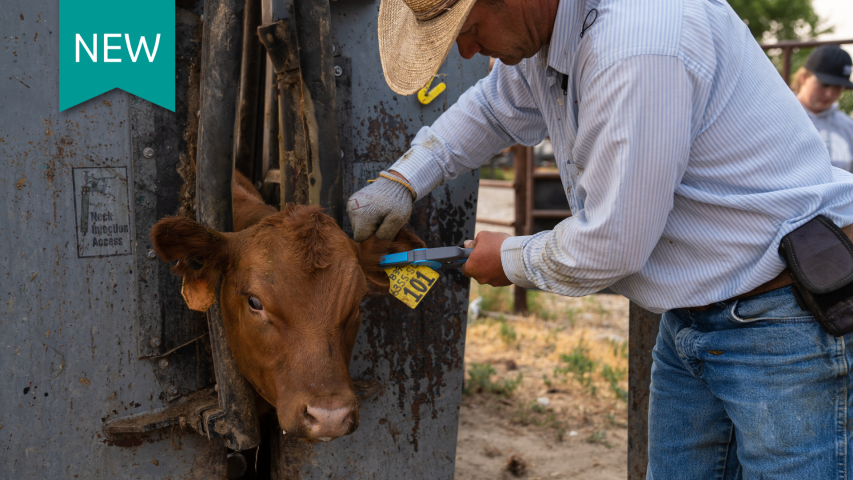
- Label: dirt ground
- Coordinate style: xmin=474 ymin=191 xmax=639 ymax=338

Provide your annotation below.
xmin=455 ymin=185 xmax=628 ymax=479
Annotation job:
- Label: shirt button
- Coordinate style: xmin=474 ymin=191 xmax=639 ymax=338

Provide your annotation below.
xmin=557 ymin=98 xmax=563 ymax=106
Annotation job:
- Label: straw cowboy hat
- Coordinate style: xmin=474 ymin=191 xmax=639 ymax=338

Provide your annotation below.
xmin=379 ymin=0 xmax=479 ymax=95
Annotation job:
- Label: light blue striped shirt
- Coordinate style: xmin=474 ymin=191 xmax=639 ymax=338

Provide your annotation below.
xmin=390 ymin=0 xmax=853 ymax=312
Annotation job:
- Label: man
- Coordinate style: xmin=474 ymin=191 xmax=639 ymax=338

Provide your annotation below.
xmin=791 ymin=45 xmax=853 ymax=172
xmin=348 ymin=0 xmax=853 ymax=477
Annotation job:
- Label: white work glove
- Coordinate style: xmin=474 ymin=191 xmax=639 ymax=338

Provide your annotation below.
xmin=347 ymin=172 xmax=415 ymax=242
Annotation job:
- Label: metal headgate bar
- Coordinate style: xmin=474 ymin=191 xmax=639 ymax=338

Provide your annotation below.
xmin=234 ymin=0 xmax=265 ymax=186
xmin=195 ymin=0 xmax=261 ymax=451
xmin=291 ymin=0 xmax=343 ymax=221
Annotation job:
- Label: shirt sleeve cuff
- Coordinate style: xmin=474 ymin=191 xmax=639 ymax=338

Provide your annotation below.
xmin=389 ymin=146 xmax=445 ymax=201
xmin=500 ymin=235 xmax=538 ymax=289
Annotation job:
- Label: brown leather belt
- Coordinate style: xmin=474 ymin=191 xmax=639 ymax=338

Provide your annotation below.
xmin=682 ymin=223 xmax=853 ymax=312
xmin=682 ymin=269 xmax=793 ymax=312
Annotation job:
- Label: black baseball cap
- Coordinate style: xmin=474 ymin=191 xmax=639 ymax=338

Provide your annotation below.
xmin=805 ymin=45 xmax=853 ymax=89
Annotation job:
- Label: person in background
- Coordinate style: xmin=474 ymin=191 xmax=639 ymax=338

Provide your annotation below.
xmin=791 ymin=45 xmax=853 ymax=171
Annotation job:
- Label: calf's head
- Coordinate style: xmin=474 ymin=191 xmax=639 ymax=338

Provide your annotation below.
xmin=151 ymin=205 xmax=424 ymax=441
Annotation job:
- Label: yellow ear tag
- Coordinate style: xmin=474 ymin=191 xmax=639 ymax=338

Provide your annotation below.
xmin=383 ymin=265 xmax=440 ymax=309
xmin=181 ymin=276 xmax=216 ymax=312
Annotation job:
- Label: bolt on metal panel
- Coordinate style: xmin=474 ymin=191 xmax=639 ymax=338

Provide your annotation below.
xmin=0 ymin=2 xmax=224 ymax=477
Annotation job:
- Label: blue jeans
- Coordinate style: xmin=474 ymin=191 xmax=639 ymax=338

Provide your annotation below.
xmin=647 ymin=287 xmax=853 ymax=479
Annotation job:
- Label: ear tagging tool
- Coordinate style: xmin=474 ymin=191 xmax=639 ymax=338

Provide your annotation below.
xmin=380 ymin=247 xmax=472 ymax=309
xmin=379 ymin=246 xmax=473 ymax=271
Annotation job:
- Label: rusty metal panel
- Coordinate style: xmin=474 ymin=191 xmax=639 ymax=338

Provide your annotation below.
xmin=627 ymin=303 xmax=661 ymax=480
xmin=263 ymin=0 xmax=488 ymax=477
xmin=0 ymin=1 xmax=224 ymax=477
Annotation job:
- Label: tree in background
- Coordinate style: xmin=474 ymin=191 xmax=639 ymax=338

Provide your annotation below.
xmin=728 ymin=0 xmax=852 ymax=114
xmin=728 ymin=0 xmax=826 ymax=42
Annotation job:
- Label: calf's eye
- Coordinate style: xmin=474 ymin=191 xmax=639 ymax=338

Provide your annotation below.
xmin=248 ymin=297 xmax=263 ymax=311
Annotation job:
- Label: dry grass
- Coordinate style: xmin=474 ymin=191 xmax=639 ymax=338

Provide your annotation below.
xmin=464 ymin=284 xmax=629 ymax=442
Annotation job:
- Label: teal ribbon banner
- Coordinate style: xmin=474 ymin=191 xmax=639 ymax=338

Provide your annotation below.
xmin=60 ymin=0 xmax=175 ymax=111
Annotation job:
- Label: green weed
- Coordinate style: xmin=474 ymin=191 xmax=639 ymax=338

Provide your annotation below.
xmin=474 ymin=284 xmax=513 ymax=313
xmin=555 ymin=339 xmax=597 ymax=395
xmin=499 ymin=321 xmax=517 ymax=346
xmin=479 ymin=167 xmax=514 ymax=181
xmin=499 ymin=372 xmax=524 ymax=395
xmin=585 ymin=430 xmax=612 ymax=448
xmin=527 ymin=290 xmax=556 ymax=321
xmin=582 ymin=294 xmax=609 ymax=319
xmin=463 ymin=362 xmax=523 ymax=396
xmin=607 ymin=338 xmax=628 ymax=359
xmin=544 ymin=326 xmax=565 ymax=343
xmin=606 ymin=413 xmax=627 ymax=428
xmin=564 ymin=307 xmax=579 ymax=327
xmin=542 ymin=374 xmax=552 ymax=389
xmin=601 ymin=365 xmax=628 ymax=402
xmin=464 ymin=362 xmax=496 ymax=395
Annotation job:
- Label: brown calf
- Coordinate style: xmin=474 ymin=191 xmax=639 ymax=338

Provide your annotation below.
xmin=151 ymin=174 xmax=424 ymax=441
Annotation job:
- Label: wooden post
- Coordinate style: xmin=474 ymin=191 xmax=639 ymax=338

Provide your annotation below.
xmin=627 ymin=304 xmax=661 ymax=479
xmin=513 ymin=145 xmax=529 ymax=314
xmin=525 ymin=145 xmax=535 ymax=236
xmin=782 ymin=46 xmax=793 ymax=86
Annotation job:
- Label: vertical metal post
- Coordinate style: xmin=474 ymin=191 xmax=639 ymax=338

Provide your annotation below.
xmin=260 ymin=0 xmax=279 ymax=183
xmin=525 ymin=145 xmax=535 ymax=236
xmin=293 ymin=0 xmax=343 ymax=221
xmin=234 ymin=0 xmax=264 ymax=182
xmin=513 ymin=145 xmax=529 ymax=314
xmin=782 ymin=46 xmax=793 ymax=86
xmin=196 ymin=0 xmax=261 ymax=451
xmin=627 ymin=303 xmax=661 ymax=480
xmin=257 ymin=14 xmax=306 ymax=210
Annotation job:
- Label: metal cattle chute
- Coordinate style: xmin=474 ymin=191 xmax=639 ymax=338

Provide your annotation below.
xmin=0 ymin=0 xmax=484 ymax=477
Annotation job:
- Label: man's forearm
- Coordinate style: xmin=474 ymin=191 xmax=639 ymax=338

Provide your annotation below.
xmin=388 ymin=62 xmax=547 ymax=201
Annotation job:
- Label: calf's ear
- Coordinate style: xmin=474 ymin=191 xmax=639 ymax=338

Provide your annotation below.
xmin=354 ymin=227 xmax=427 ymax=293
xmin=150 ymin=217 xmax=232 ymax=311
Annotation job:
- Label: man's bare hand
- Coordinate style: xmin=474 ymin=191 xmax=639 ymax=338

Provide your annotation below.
xmin=462 ymin=231 xmax=512 ymax=287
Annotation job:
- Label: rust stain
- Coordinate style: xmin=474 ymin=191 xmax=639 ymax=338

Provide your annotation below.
xmin=357 ymin=102 xmax=410 ymax=163
xmin=78 ymin=377 xmax=91 ymax=386
xmin=356 ymin=193 xmax=472 ymax=452
xmin=106 ymin=435 xmax=144 ymax=448
xmin=15 ymin=175 xmax=26 ymax=190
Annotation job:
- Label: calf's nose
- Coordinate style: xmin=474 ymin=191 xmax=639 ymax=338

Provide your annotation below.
xmin=304 ymin=403 xmax=355 ymax=440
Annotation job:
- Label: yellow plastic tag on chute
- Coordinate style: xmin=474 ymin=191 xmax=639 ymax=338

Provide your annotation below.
xmin=417 ymin=77 xmax=446 ymax=105
xmin=383 ymin=265 xmax=440 ymax=309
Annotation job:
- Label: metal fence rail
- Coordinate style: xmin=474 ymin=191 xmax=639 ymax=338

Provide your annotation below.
xmin=760 ymin=38 xmax=853 ymax=85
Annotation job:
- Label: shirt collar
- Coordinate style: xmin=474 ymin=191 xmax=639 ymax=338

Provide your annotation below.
xmin=539 ymin=0 xmax=598 ymax=75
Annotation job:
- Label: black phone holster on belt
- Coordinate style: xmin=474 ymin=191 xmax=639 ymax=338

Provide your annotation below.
xmin=779 ymin=215 xmax=853 ymax=337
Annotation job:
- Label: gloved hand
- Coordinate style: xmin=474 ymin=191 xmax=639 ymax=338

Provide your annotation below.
xmin=347 ymin=171 xmax=415 ymax=242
